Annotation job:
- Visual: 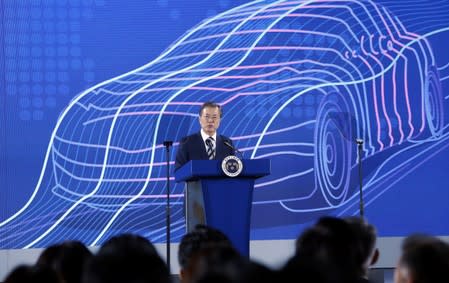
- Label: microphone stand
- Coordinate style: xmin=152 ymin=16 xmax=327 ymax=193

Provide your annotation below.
xmin=163 ymin=140 xmax=173 ymax=272
xmin=223 ymin=141 xmax=244 ymax=159
xmin=356 ymin=139 xmax=364 ymax=218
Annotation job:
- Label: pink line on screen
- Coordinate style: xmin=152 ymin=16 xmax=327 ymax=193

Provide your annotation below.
xmin=373 ymin=4 xmax=425 ymax=134
xmin=381 ymin=47 xmax=405 ymax=143
xmin=357 ymin=37 xmax=385 ymax=150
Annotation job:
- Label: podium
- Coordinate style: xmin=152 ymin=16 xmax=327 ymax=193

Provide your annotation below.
xmin=175 ymin=159 xmax=270 ymax=256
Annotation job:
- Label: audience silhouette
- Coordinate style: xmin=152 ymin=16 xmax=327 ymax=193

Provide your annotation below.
xmin=36 ymin=240 xmax=92 ymax=283
xmin=344 ymin=217 xmax=379 ymax=283
xmin=4 ymin=264 xmax=61 ymax=283
xmin=395 ymin=234 xmax=449 ymax=283
xmin=178 ymin=224 xmax=233 ymax=283
xmin=3 ymin=218 xmax=449 ymax=283
xmin=82 ymin=234 xmax=170 ymax=283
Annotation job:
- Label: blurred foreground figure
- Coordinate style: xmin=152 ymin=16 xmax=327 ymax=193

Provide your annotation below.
xmin=82 ymin=234 xmax=170 ymax=283
xmin=394 ymin=235 xmax=449 ymax=283
xmin=37 ymin=240 xmax=92 ymax=283
xmin=283 ymin=217 xmax=363 ymax=283
xmin=345 ymin=217 xmax=379 ymax=283
xmin=4 ymin=265 xmax=61 ymax=283
xmin=178 ymin=224 xmax=233 ymax=283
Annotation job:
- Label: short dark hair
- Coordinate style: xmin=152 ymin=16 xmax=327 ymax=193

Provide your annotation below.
xmin=294 ymin=217 xmax=360 ymax=283
xmin=36 ymin=240 xmax=92 ymax=283
xmin=98 ymin=233 xmax=158 ymax=257
xmin=83 ymin=233 xmax=170 ymax=283
xmin=178 ymin=224 xmax=232 ymax=269
xmin=188 ymin=245 xmax=245 ymax=283
xmin=199 ymin=102 xmax=222 ymax=117
xmin=399 ymin=234 xmax=449 ymax=283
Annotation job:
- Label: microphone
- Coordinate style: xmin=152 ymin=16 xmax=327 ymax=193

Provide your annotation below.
xmin=223 ymin=140 xmax=243 ymax=158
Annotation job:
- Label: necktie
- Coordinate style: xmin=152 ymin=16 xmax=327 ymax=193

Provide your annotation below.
xmin=205 ymin=137 xmax=215 ymax=160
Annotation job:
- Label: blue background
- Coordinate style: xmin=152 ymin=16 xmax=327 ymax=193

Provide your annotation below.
xmin=1 ymin=0 xmax=449 ymax=249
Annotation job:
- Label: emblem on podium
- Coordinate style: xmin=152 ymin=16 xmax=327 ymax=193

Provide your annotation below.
xmin=221 ymin=155 xmax=243 ymax=177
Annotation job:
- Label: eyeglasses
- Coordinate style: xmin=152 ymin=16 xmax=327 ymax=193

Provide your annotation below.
xmin=202 ymin=115 xmax=219 ymax=121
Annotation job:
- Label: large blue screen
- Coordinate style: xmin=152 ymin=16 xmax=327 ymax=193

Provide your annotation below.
xmin=1 ymin=0 xmax=449 ymax=249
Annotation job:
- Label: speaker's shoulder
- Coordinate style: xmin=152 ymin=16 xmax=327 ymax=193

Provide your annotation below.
xmin=180 ymin=132 xmax=201 ymax=144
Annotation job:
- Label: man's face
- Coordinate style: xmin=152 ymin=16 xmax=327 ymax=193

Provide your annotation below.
xmin=199 ymin=106 xmax=221 ymax=136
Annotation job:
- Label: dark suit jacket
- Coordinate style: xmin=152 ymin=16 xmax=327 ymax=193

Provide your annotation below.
xmin=175 ymin=132 xmax=235 ymax=171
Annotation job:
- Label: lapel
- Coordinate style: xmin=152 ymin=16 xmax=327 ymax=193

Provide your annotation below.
xmin=215 ymin=135 xmax=223 ymax=159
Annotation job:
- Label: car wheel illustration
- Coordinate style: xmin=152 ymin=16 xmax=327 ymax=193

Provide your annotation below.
xmin=424 ymin=65 xmax=444 ymax=138
xmin=314 ymin=92 xmax=353 ymax=206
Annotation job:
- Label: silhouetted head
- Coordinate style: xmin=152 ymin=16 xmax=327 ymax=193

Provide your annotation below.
xmin=188 ymin=245 xmax=245 ymax=283
xmin=281 ymin=253 xmax=337 ymax=283
xmin=37 ymin=240 xmax=92 ymax=283
xmin=82 ymin=233 xmax=170 ymax=283
xmin=178 ymin=225 xmax=233 ymax=283
xmin=292 ymin=216 xmax=360 ymax=283
xmin=395 ymin=234 xmax=449 ymax=283
xmin=237 ymin=260 xmax=277 ymax=283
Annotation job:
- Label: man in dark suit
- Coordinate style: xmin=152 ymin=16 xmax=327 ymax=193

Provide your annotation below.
xmin=175 ymin=101 xmax=235 ymax=171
